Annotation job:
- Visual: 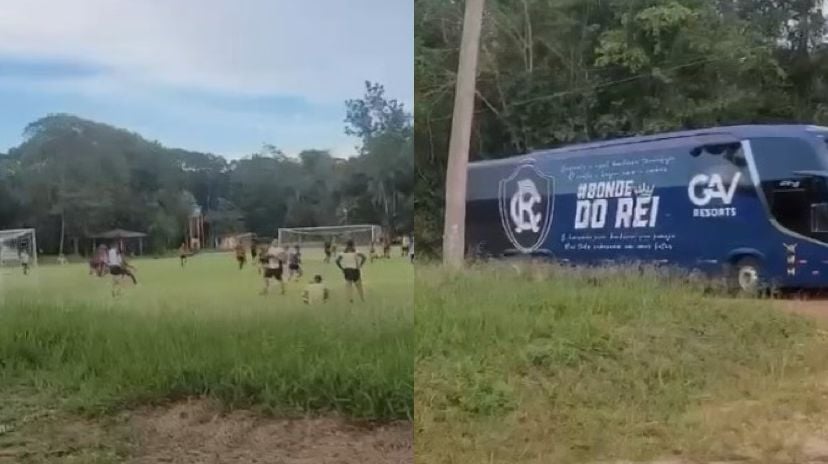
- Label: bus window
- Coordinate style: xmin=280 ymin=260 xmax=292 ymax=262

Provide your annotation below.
xmin=751 ymin=137 xmax=828 ymax=242
xmin=812 ymin=202 xmax=828 ymax=233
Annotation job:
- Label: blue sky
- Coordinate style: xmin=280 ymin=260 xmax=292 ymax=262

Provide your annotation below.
xmin=0 ymin=0 xmax=413 ymax=158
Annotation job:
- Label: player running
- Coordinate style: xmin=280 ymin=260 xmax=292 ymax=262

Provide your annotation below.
xmin=261 ymin=240 xmax=286 ymax=295
xmin=19 ymin=248 xmax=30 ymax=275
xmin=235 ymin=242 xmax=247 ymax=270
xmin=382 ymin=237 xmax=391 ymax=259
xmin=107 ymin=243 xmax=137 ymax=296
xmin=323 ymin=239 xmax=332 ymax=264
xmin=409 ymin=236 xmax=415 ymax=263
xmin=401 ymin=234 xmax=410 ymax=258
xmin=302 ymin=274 xmax=329 ymax=304
xmin=369 ymin=240 xmax=379 ymax=263
xmin=89 ymin=244 xmax=108 ymax=276
xmin=257 ymin=244 xmax=268 ymax=275
xmin=179 ymin=241 xmax=190 ymax=267
xmin=287 ymin=245 xmax=303 ymax=281
xmin=336 ymin=239 xmax=366 ymax=303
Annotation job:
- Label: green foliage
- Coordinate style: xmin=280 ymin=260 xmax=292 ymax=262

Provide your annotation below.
xmin=415 ymin=263 xmax=828 ymax=462
xmin=415 ymin=0 xmax=828 ymax=255
xmin=0 ymin=81 xmax=412 ymax=253
xmin=0 ymin=253 xmax=413 ymax=420
xmin=345 ymin=81 xmax=415 ymax=235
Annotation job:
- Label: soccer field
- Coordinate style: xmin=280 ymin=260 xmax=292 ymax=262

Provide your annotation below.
xmin=0 ymin=251 xmax=413 ymax=420
xmin=0 ymin=249 xmax=412 ymax=310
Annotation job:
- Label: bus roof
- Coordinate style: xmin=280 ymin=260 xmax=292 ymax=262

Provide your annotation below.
xmin=469 ymin=124 xmax=828 ymax=168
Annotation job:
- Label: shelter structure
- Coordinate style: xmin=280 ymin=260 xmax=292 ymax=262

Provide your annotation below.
xmin=88 ymin=229 xmax=148 ymax=256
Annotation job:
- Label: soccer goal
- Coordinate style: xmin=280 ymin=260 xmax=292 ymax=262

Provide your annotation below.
xmin=0 ymin=228 xmax=37 ymax=267
xmin=278 ymin=225 xmax=382 ymax=255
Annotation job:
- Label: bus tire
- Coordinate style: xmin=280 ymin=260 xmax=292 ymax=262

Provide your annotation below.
xmin=729 ymin=257 xmax=763 ymax=296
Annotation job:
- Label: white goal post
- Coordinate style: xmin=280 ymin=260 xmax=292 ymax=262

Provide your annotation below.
xmin=277 ymin=225 xmax=383 ymax=250
xmin=0 ymin=228 xmax=37 ymax=267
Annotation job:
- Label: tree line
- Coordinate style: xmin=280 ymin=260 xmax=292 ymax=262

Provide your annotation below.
xmin=415 ymin=0 xmax=828 ymax=256
xmin=0 ymin=82 xmax=413 ymax=255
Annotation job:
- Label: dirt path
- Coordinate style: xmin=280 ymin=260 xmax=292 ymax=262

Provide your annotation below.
xmin=129 ymin=400 xmax=412 ymax=464
xmin=777 ymin=298 xmax=828 ymax=324
xmin=0 ymin=398 xmax=412 ymax=464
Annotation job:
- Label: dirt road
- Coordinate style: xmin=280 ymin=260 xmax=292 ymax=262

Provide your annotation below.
xmin=0 ymin=398 xmax=413 ymax=464
xmin=777 ymin=298 xmax=828 ymax=324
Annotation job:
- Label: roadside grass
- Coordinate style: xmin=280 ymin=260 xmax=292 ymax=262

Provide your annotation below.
xmin=415 ymin=262 xmax=828 ymax=463
xmin=0 ymin=252 xmax=413 ymax=421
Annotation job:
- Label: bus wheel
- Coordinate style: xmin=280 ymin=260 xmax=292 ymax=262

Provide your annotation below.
xmin=730 ymin=257 xmax=762 ymax=295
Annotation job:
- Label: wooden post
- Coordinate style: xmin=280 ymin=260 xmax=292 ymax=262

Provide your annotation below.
xmin=442 ymin=0 xmax=485 ymax=269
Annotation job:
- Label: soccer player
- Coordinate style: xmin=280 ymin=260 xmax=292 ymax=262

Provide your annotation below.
xmin=179 ymin=241 xmax=190 ymax=267
xmin=235 ymin=242 xmax=247 ymax=270
xmin=323 ymin=239 xmax=332 ymax=264
xmin=261 ymin=240 xmax=286 ymax=295
xmin=382 ymin=237 xmax=391 ymax=259
xmin=369 ymin=240 xmax=378 ymax=263
xmin=90 ymin=244 xmax=107 ymax=277
xmin=401 ymin=234 xmax=410 ymax=258
xmin=288 ymin=245 xmax=303 ymax=281
xmin=409 ymin=236 xmax=415 ymax=263
xmin=257 ymin=244 xmax=268 ymax=275
xmin=302 ymin=275 xmax=329 ymax=304
xmin=19 ymin=248 xmax=30 ymax=275
xmin=107 ymin=243 xmax=137 ymax=295
xmin=336 ymin=239 xmax=367 ymax=303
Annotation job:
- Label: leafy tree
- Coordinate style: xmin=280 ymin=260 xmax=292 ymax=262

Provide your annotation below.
xmin=0 ymin=79 xmax=413 ymax=255
xmin=414 ymin=0 xmax=828 ymax=256
xmin=345 ymin=81 xmax=414 ymax=237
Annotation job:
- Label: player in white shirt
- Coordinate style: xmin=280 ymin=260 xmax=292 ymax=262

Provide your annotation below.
xmin=336 ymin=239 xmax=367 ymax=303
xmin=106 ymin=243 xmax=137 ymax=295
xmin=19 ymin=249 xmax=30 ymax=275
xmin=401 ymin=235 xmax=410 ymax=258
xmin=261 ymin=239 xmax=286 ymax=295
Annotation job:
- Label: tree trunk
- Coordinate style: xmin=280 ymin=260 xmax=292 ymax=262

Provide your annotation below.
xmin=59 ymin=212 xmax=65 ymax=256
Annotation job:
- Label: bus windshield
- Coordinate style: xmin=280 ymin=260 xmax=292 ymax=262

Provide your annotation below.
xmin=751 ymin=136 xmax=828 ymax=243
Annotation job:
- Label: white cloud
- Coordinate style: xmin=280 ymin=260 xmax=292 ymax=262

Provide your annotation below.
xmin=0 ymin=0 xmax=413 ymax=103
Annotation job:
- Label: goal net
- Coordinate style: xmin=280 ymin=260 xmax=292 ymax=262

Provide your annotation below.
xmin=0 ymin=228 xmax=37 ymax=268
xmin=278 ymin=225 xmax=382 ymax=259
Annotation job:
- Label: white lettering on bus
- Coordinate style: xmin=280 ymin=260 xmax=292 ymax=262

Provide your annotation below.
xmin=577 ymin=180 xmax=634 ymax=200
xmin=688 ymin=172 xmax=741 ymax=206
xmin=615 ymin=198 xmax=633 ymax=228
xmin=575 ymin=180 xmax=659 ymax=230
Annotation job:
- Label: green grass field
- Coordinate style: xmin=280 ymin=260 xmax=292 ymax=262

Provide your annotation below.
xmin=415 ymin=263 xmax=828 ymax=463
xmin=0 ymin=250 xmax=413 ymax=421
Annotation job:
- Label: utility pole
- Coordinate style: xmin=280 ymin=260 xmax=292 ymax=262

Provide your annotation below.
xmin=442 ymin=0 xmax=484 ymax=269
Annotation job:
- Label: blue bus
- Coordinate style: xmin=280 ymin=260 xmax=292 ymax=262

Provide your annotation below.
xmin=466 ymin=124 xmax=828 ymax=292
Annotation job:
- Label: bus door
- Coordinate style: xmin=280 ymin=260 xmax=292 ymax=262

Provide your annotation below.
xmin=777 ymin=172 xmax=828 ymax=280
xmin=748 ymin=137 xmax=828 ymax=285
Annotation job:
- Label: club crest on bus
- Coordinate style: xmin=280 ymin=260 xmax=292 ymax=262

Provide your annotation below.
xmin=498 ymin=163 xmax=555 ymax=253
xmin=510 ymin=179 xmax=542 ymax=233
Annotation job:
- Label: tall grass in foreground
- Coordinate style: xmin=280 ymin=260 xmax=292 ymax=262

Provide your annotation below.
xmin=0 ymin=256 xmax=413 ymax=421
xmin=415 ymin=263 xmax=828 ymax=463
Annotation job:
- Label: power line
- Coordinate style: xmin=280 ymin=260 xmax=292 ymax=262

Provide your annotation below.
xmin=423 ymin=44 xmax=773 ymax=123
